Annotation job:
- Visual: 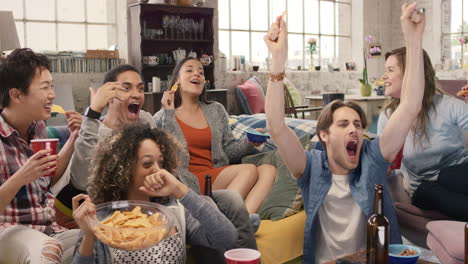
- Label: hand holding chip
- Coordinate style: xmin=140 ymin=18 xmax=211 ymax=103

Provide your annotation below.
xmin=139 ymin=169 xmax=189 ymax=199
xmin=161 ymin=90 xmax=175 ymax=110
xmin=72 ymin=194 xmax=97 ymax=240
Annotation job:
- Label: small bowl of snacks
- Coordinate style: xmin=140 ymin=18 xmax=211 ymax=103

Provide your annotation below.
xmin=88 ymin=200 xmax=174 ymax=251
xmin=246 ymin=130 xmax=270 ymax=144
xmin=389 ymin=244 xmax=421 ymax=264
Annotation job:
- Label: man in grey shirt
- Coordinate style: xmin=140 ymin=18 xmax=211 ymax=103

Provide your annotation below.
xmin=68 ymin=64 xmax=256 ymax=262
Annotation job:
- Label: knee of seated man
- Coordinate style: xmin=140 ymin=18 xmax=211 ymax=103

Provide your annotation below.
xmin=213 ymin=190 xmax=246 ymax=211
xmin=41 ymin=239 xmax=63 ymax=264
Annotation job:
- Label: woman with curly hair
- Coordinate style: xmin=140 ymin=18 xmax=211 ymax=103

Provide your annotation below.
xmin=378 ymin=47 xmax=468 ymax=220
xmin=71 ymin=124 xmax=237 ymax=264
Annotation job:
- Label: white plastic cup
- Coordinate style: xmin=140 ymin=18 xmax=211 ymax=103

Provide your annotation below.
xmin=224 ymin=248 xmax=261 ymax=264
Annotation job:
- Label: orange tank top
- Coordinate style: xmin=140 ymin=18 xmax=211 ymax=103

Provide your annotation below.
xmin=177 ymin=116 xmax=229 ymax=193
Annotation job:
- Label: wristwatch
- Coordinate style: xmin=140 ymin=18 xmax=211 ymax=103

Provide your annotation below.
xmin=84 ymin=107 xmax=101 ymax=120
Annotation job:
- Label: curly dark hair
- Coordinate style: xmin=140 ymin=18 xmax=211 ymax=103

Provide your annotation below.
xmin=88 ymin=124 xmax=180 ymax=204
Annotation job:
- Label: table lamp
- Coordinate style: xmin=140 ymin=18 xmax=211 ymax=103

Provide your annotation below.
xmin=0 ymin=11 xmax=20 ymax=56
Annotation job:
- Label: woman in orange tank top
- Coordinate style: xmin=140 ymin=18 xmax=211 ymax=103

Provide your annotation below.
xmin=156 ymin=57 xmax=276 ymax=214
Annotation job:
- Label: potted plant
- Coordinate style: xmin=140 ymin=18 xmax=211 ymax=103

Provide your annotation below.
xmin=359 ymin=35 xmax=375 ymax=96
xmin=306 ymin=38 xmax=318 ymax=71
xmin=459 ymin=36 xmax=468 ymax=69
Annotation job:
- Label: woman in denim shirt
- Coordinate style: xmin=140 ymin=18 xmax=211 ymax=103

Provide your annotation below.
xmin=264 ymin=3 xmax=426 ymax=263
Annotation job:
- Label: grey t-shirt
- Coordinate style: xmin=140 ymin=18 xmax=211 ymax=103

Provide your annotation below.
xmin=377 ymin=94 xmax=468 ymax=195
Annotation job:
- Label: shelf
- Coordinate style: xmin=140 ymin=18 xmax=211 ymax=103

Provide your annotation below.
xmin=130 ymin=3 xmax=214 ymax=83
xmin=142 ymin=39 xmax=213 ymax=43
xmin=142 ymin=64 xmax=213 ymax=70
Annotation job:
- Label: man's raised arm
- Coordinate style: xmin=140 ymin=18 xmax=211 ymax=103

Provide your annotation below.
xmin=264 ymin=17 xmax=306 ymax=179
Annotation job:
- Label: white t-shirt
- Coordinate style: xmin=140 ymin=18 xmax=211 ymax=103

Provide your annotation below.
xmin=315 ymin=174 xmax=367 ymax=264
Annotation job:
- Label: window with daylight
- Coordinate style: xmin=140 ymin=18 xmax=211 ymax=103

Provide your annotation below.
xmin=0 ymin=0 xmax=117 ymax=52
xmin=442 ymin=0 xmax=468 ymax=68
xmin=218 ymin=0 xmax=352 ymax=70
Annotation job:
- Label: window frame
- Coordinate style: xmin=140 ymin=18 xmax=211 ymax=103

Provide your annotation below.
xmin=218 ymin=0 xmax=352 ymax=69
xmin=11 ymin=0 xmax=117 ymax=51
xmin=442 ymin=0 xmax=468 ymax=66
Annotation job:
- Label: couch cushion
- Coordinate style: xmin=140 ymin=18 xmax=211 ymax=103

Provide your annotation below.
xmin=283 ymin=77 xmax=302 ymax=107
xmin=426 ymin=220 xmax=465 ymax=264
xmin=395 ymin=202 xmax=453 ymax=220
xmin=230 ymin=114 xmax=317 ymax=153
xmin=256 ymin=210 xmax=306 ymax=264
xmin=46 ymin=126 xmax=70 ymax=151
xmin=236 ymin=76 xmax=266 ymax=114
xmin=242 ymin=135 xmax=310 ymax=221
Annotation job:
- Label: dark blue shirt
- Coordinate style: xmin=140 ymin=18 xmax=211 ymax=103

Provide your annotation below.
xmin=297 ymin=138 xmax=402 ymax=263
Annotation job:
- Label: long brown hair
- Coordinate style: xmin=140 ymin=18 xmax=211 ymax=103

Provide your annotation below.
xmin=382 ymin=47 xmax=444 ymax=147
xmin=169 ymin=57 xmax=211 ymax=108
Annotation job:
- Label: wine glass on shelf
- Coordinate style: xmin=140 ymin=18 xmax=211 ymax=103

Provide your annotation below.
xmin=162 ymin=16 xmax=169 ymax=39
xmin=199 ymin=18 xmax=204 ymax=40
xmin=155 ymin=29 xmax=163 ymax=40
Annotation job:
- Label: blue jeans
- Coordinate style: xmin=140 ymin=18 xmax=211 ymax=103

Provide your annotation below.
xmin=191 ymin=190 xmax=257 ymax=264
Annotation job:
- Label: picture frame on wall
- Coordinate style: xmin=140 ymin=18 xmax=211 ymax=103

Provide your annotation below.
xmin=345 ymin=62 xmax=356 ymax=71
xmin=369 ymin=44 xmax=382 ymax=57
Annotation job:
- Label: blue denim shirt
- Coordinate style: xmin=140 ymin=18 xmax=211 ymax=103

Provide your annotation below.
xmin=297 ymin=138 xmax=402 ymax=263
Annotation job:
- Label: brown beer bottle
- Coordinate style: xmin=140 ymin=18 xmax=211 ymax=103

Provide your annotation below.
xmin=204 ymin=174 xmax=212 ymax=198
xmin=465 ymin=223 xmax=467 ymax=264
xmin=366 ymin=184 xmax=389 ymax=264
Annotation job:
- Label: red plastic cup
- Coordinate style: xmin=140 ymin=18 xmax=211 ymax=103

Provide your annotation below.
xmin=30 ymin=138 xmax=59 ymax=177
xmin=224 ymin=248 xmax=261 ymax=264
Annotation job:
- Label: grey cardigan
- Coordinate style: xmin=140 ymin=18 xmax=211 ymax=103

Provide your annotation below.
xmin=71 ymin=189 xmax=238 ymax=264
xmin=153 ymin=102 xmax=254 ymax=193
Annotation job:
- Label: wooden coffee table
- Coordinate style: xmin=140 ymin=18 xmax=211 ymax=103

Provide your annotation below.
xmin=324 ymin=249 xmax=437 ymax=264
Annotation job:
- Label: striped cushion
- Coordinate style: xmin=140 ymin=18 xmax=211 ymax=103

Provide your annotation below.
xmin=230 ymin=114 xmax=317 ymax=152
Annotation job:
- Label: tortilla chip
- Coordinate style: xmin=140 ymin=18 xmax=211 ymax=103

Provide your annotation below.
xmin=51 ymin=104 xmax=66 ymax=114
xmin=456 ymin=90 xmax=468 ymax=96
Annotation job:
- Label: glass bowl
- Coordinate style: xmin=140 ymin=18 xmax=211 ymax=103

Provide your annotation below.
xmin=88 ymin=200 xmax=174 ymax=251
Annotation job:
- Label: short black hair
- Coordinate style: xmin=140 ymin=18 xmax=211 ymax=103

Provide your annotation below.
xmin=103 ymin=64 xmax=140 ymax=84
xmin=0 ymin=48 xmax=50 ymax=108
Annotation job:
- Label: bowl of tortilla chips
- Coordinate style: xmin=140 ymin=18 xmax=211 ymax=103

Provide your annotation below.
xmin=88 ymin=200 xmax=174 ymax=251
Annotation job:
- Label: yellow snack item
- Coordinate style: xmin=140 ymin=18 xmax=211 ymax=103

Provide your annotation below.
xmin=170 ymin=83 xmax=178 ymax=92
xmin=281 ymin=10 xmax=288 ymax=19
xmin=373 ymin=80 xmax=385 ymax=86
xmin=51 ymin=104 xmax=66 ymax=114
xmin=456 ymin=90 xmax=468 ymax=96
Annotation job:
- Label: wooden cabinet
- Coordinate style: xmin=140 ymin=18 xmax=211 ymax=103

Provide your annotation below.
xmin=143 ymin=89 xmax=228 ymax=115
xmin=129 ymin=3 xmax=215 ymax=91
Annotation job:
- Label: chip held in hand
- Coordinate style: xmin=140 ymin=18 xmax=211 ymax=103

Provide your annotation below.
xmin=268 ymin=10 xmax=287 ymax=41
xmin=51 ymin=104 xmax=66 ymax=114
